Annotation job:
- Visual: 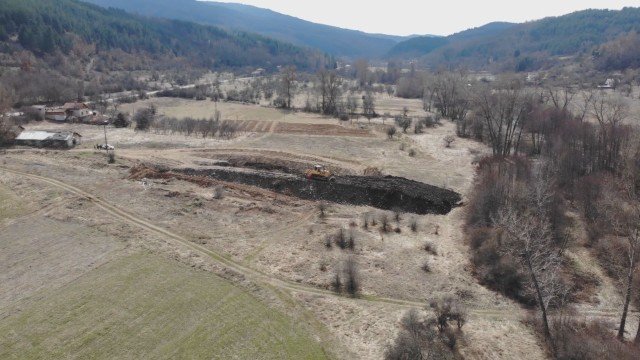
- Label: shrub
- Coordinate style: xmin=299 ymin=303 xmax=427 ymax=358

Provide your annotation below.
xmin=362 ymin=214 xmax=370 ymax=230
xmin=344 ymin=257 xmax=359 ymax=296
xmin=410 ymin=218 xmax=418 ymax=232
xmin=423 ymin=241 xmax=438 ymax=255
xmin=380 ymin=214 xmax=391 ymax=233
xmin=549 ymin=318 xmax=640 ymax=360
xmin=393 ymin=209 xmax=402 ymax=222
xmin=387 ymin=126 xmax=397 ymax=139
xmin=317 ymin=201 xmax=328 ymax=218
xmin=134 ymin=105 xmax=156 ymax=131
xmin=334 ymin=229 xmax=347 ymax=249
xmin=213 ymin=186 xmax=225 ymax=199
xmin=421 ymin=260 xmax=432 ymax=273
xmin=444 ymin=135 xmax=455 ymax=148
xmin=408 ymin=148 xmax=416 ymax=157
xmin=332 ymin=271 xmax=342 ymax=293
xmin=107 ymin=152 xmax=115 ymax=164
xmin=324 ymin=235 xmax=333 ymax=249
xmin=113 ymin=112 xmax=130 ymax=128
xmin=429 ymin=297 xmax=467 ymax=332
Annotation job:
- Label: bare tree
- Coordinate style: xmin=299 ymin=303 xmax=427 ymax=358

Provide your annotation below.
xmin=432 ymin=72 xmax=470 ymax=120
xmin=344 ymin=257 xmax=359 ymax=296
xmin=545 ymin=85 xmax=575 ymax=112
xmin=354 ymin=59 xmax=370 ymax=87
xmin=494 ymin=170 xmax=564 ymax=343
xmin=280 ymin=66 xmax=297 ymax=109
xmin=362 ymin=91 xmax=376 ymax=122
xmin=346 ymin=94 xmax=359 ymax=121
xmin=475 ymin=81 xmax=531 ymax=156
xmin=590 ymin=93 xmax=630 ymax=172
xmin=317 ymin=70 xmax=342 ymax=115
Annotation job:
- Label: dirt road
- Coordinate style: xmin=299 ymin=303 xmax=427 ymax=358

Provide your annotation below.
xmin=1 ymin=166 xmax=633 ymax=322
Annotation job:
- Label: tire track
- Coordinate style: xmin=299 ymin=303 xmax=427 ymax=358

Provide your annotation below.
xmin=1 ymin=166 xmax=634 ymax=321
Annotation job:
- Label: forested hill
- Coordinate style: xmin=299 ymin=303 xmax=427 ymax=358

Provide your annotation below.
xmin=83 ymin=0 xmax=405 ymax=58
xmin=386 ymin=22 xmax=515 ymax=58
xmin=417 ymin=7 xmax=640 ymax=71
xmin=0 ymin=0 xmax=330 ymax=71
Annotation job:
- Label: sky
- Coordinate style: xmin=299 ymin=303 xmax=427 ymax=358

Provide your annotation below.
xmin=215 ymin=0 xmax=640 ymax=36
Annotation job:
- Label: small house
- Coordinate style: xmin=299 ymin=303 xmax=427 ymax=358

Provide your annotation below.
xmin=598 ymin=78 xmax=616 ymax=89
xmin=45 ymin=108 xmax=67 ymax=122
xmin=63 ymin=102 xmax=94 ymax=120
xmin=14 ymin=130 xmax=82 ymax=148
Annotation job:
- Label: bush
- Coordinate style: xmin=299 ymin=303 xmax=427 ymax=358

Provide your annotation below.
xmin=134 ymin=105 xmax=156 ymax=131
xmin=380 ymin=214 xmax=391 ymax=233
xmin=408 ymin=148 xmax=416 ymax=157
xmin=421 ymin=260 xmax=432 ymax=273
xmin=444 ymin=135 xmax=455 ymax=148
xmin=387 ymin=126 xmax=397 ymax=139
xmin=332 ymin=271 xmax=342 ymax=293
xmin=324 ymin=235 xmax=333 ymax=249
xmin=384 ymin=308 xmax=459 ymax=360
xmin=423 ymin=241 xmax=438 ymax=255
xmin=213 ymin=186 xmax=225 ymax=199
xmin=549 ymin=318 xmax=640 ymax=360
xmin=414 ymin=121 xmax=424 ymax=134
xmin=410 ymin=218 xmax=418 ymax=232
xmin=429 ymin=297 xmax=467 ymax=332
xmin=317 ymin=201 xmax=328 ymax=218
xmin=344 ymin=257 xmax=359 ymax=296
xmin=395 ymin=116 xmax=412 ymax=133
xmin=107 ymin=152 xmax=115 ymax=164
xmin=113 ymin=112 xmax=130 ymax=128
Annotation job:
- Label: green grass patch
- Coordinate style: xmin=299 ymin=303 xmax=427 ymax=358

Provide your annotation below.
xmin=0 ymin=253 xmax=328 ymax=360
xmin=0 ymin=184 xmax=26 ymax=221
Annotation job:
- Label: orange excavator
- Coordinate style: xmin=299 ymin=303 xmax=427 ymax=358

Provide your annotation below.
xmin=305 ymin=165 xmax=335 ymax=182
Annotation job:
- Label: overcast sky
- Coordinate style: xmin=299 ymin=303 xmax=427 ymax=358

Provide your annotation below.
xmin=214 ymin=0 xmax=640 ymax=36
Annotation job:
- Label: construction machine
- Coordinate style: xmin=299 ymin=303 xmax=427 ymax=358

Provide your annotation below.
xmin=305 ymin=165 xmax=335 ymax=182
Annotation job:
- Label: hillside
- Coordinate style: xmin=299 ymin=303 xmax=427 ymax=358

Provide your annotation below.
xmin=418 ymin=8 xmax=640 ymax=70
xmin=83 ymin=0 xmax=405 ymax=58
xmin=0 ymin=0 xmax=329 ymax=71
xmin=387 ymin=22 xmax=516 ymax=58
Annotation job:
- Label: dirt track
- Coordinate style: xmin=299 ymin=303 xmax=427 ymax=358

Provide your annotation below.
xmin=2 ymin=165 xmax=634 ymax=323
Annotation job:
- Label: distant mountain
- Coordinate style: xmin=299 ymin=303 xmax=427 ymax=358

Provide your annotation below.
xmin=83 ymin=0 xmax=407 ymax=58
xmin=387 ymin=22 xmax=515 ymax=58
xmin=418 ymin=8 xmax=640 ymax=70
xmin=0 ymin=0 xmax=328 ymax=71
xmin=387 ymin=36 xmax=448 ymax=58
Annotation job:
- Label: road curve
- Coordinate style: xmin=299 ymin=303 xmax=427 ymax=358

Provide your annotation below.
xmin=1 ymin=166 xmax=632 ymax=321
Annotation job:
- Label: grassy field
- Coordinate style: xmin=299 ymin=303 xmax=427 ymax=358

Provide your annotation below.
xmin=0 ymin=252 xmax=328 ymax=360
xmin=0 ymin=184 xmax=26 ymax=221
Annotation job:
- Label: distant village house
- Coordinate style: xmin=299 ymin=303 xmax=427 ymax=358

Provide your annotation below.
xmin=14 ymin=130 xmax=82 ymax=148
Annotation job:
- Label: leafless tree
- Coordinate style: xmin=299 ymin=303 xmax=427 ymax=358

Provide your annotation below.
xmin=280 ymin=66 xmax=297 ymax=109
xmin=432 ymin=72 xmax=470 ymax=121
xmin=494 ymin=170 xmax=564 ymax=343
xmin=590 ymin=93 xmax=630 ymax=172
xmin=475 ymin=81 xmax=532 ymax=156
xmin=344 ymin=257 xmax=359 ymax=296
xmin=444 ymin=135 xmax=455 ymax=148
xmin=545 ymin=85 xmax=575 ymax=112
xmin=317 ymin=70 xmax=342 ymax=115
xmin=346 ymin=94 xmax=359 ymax=121
xmin=354 ymin=59 xmax=370 ymax=87
xmin=362 ymin=91 xmax=376 ymax=122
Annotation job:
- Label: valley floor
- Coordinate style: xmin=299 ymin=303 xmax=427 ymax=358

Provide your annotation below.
xmin=1 ymin=95 xmax=637 ymax=359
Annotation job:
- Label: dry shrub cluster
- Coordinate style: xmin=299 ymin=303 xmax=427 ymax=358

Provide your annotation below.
xmin=385 ymin=298 xmax=466 ymax=360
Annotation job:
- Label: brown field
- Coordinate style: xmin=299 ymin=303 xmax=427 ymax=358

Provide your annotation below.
xmin=2 ymin=91 xmax=637 ymax=359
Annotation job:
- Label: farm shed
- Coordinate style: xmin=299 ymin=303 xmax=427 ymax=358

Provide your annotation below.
xmin=15 ymin=130 xmax=82 ymax=148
